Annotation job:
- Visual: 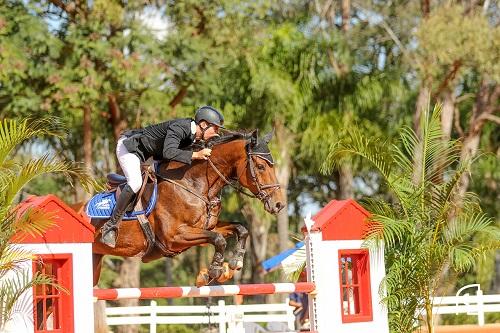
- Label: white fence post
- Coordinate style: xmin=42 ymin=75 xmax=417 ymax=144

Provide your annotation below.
xmin=285 ymin=297 xmax=294 ymax=330
xmin=453 ymin=283 xmax=485 ymax=326
xmin=218 ymin=300 xmax=226 ymax=333
xmin=232 ymin=307 xmax=245 ymax=333
xmin=226 ymin=305 xmax=245 ymax=333
xmin=477 ymin=289 xmax=485 ymax=326
xmin=150 ymin=300 xmax=157 ymax=333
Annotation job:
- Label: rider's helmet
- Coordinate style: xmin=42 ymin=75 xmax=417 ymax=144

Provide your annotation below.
xmin=194 ymin=106 xmax=225 ymax=128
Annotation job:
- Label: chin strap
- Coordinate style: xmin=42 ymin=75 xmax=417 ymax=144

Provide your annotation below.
xmin=199 ymin=123 xmax=220 ymax=142
xmin=200 ymin=123 xmax=210 ymax=141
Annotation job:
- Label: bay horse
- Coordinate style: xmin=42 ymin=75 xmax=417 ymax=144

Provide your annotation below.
xmin=90 ymin=130 xmax=284 ymax=286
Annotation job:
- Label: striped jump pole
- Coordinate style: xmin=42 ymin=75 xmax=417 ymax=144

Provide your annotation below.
xmin=94 ymin=282 xmax=315 ymax=301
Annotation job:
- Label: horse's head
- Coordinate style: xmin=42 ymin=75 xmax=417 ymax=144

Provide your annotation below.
xmin=237 ymin=130 xmax=285 ymax=215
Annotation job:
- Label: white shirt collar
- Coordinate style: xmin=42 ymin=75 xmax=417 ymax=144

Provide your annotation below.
xmin=191 ymin=121 xmax=197 ymax=135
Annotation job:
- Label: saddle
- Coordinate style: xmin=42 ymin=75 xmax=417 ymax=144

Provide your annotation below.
xmin=86 ymin=163 xmax=159 ymax=256
xmin=87 ymin=163 xmax=158 ymax=220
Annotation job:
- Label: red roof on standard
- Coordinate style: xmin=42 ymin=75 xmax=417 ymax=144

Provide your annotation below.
xmin=309 ymin=199 xmax=371 ymax=241
xmin=14 ymin=194 xmax=94 ymax=244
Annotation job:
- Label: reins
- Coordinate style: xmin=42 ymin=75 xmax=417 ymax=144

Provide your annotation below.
xmin=162 ymin=178 xmax=212 ymax=206
xmin=206 ymin=158 xmax=254 ymax=199
xmin=160 ymin=177 xmax=220 ymax=230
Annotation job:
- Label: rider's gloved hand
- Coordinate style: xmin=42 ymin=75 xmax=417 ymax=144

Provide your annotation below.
xmin=192 ymin=148 xmax=212 ymax=160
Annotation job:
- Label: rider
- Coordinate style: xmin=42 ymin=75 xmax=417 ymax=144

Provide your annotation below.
xmin=100 ymin=106 xmax=225 ymax=248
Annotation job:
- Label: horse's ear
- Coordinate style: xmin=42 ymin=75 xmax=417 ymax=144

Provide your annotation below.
xmin=262 ymin=130 xmax=273 ymax=144
xmin=250 ymin=129 xmax=258 ymax=146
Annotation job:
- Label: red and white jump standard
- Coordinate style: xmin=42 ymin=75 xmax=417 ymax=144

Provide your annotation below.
xmin=9 ymin=195 xmax=390 ymax=333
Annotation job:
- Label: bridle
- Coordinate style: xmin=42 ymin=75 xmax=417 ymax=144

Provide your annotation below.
xmin=245 ymin=148 xmax=281 ymax=205
xmin=207 ymin=143 xmax=281 ymax=209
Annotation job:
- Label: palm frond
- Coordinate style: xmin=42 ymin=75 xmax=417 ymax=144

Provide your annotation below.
xmin=361 ymin=197 xmax=398 ymax=219
xmin=0 ymin=245 xmax=35 ymax=279
xmin=365 ymin=214 xmax=413 ymax=248
xmin=410 ymin=105 xmax=439 ymax=186
xmin=10 ymin=207 xmax=55 ymax=240
xmin=283 ymin=249 xmax=307 ymax=282
xmin=430 ymin=158 xmax=477 ymax=224
xmin=392 ymin=140 xmax=414 ymax=177
xmin=448 ymin=245 xmax=478 ymax=272
xmin=322 ymin=128 xmax=394 ymax=178
xmin=0 ymin=271 xmax=57 ymax=328
xmin=1 ymin=154 xmax=98 ymax=208
xmin=0 ymin=118 xmax=65 ymax=167
xmin=443 ymin=212 xmax=498 ymax=245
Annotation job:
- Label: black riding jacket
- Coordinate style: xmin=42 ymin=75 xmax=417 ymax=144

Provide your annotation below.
xmin=122 ymin=118 xmax=196 ymax=164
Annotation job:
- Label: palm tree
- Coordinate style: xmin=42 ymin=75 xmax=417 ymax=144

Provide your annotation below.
xmin=0 ymin=118 xmax=97 ymax=330
xmin=321 ymin=105 xmax=499 ymax=333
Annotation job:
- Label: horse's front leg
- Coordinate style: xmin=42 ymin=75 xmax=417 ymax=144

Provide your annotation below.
xmin=175 ymin=225 xmax=227 ymax=280
xmin=213 ymin=222 xmax=248 ymax=270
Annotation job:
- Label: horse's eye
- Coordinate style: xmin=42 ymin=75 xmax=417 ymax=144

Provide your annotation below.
xmin=257 ymin=164 xmax=265 ymax=171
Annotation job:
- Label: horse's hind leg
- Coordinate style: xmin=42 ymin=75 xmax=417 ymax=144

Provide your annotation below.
xmin=214 ymin=222 xmax=248 ymax=270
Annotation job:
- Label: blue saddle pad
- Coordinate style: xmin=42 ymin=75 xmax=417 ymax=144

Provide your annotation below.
xmin=85 ymin=183 xmax=158 ymax=220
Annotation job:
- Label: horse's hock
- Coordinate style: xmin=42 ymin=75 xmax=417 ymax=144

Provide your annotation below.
xmin=8 ymin=195 xmax=390 ymax=333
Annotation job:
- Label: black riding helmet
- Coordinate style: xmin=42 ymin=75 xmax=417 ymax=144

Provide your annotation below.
xmin=194 ymin=106 xmax=225 ymax=128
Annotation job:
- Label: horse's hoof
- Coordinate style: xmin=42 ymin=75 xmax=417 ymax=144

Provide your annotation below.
xmin=217 ymin=263 xmax=234 ymax=283
xmin=196 ymin=269 xmax=210 ymax=287
xmin=208 ymin=266 xmax=223 ymax=280
xmin=229 ymin=258 xmax=244 ymax=271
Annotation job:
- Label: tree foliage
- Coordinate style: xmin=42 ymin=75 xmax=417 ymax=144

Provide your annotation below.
xmin=324 ymin=106 xmax=499 ymax=333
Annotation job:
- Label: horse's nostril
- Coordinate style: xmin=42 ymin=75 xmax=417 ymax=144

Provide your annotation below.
xmin=276 ymin=202 xmax=283 ymax=210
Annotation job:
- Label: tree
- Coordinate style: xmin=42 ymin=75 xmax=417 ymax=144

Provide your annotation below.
xmin=415 ymin=3 xmax=499 ymax=201
xmin=0 ymin=118 xmax=96 ymax=330
xmin=323 ymin=106 xmax=499 ymax=333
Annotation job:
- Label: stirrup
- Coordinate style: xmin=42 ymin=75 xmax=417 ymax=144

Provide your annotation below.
xmin=101 ymin=225 xmax=118 ymax=248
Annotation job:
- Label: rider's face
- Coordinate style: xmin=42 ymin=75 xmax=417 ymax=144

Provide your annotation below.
xmin=203 ymin=124 xmax=219 ymax=140
xmin=199 ymin=122 xmax=220 ymax=140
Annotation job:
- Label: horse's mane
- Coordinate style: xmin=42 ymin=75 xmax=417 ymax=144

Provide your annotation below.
xmin=189 ymin=130 xmax=252 ymax=150
xmin=209 ymin=130 xmax=252 ymax=145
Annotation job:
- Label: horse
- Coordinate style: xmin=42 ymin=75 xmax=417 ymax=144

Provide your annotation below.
xmin=90 ymin=130 xmax=284 ymax=286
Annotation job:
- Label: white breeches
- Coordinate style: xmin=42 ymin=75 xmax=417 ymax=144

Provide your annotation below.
xmin=116 ymin=136 xmax=142 ymax=193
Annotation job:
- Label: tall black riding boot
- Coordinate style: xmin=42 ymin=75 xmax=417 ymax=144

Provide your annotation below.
xmin=101 ymin=184 xmax=136 ymax=248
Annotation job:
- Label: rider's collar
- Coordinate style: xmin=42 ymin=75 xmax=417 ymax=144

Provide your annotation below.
xmin=190 ymin=121 xmax=197 ymax=135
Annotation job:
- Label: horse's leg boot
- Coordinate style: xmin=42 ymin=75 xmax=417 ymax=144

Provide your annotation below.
xmin=101 ymin=184 xmax=135 ymax=248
